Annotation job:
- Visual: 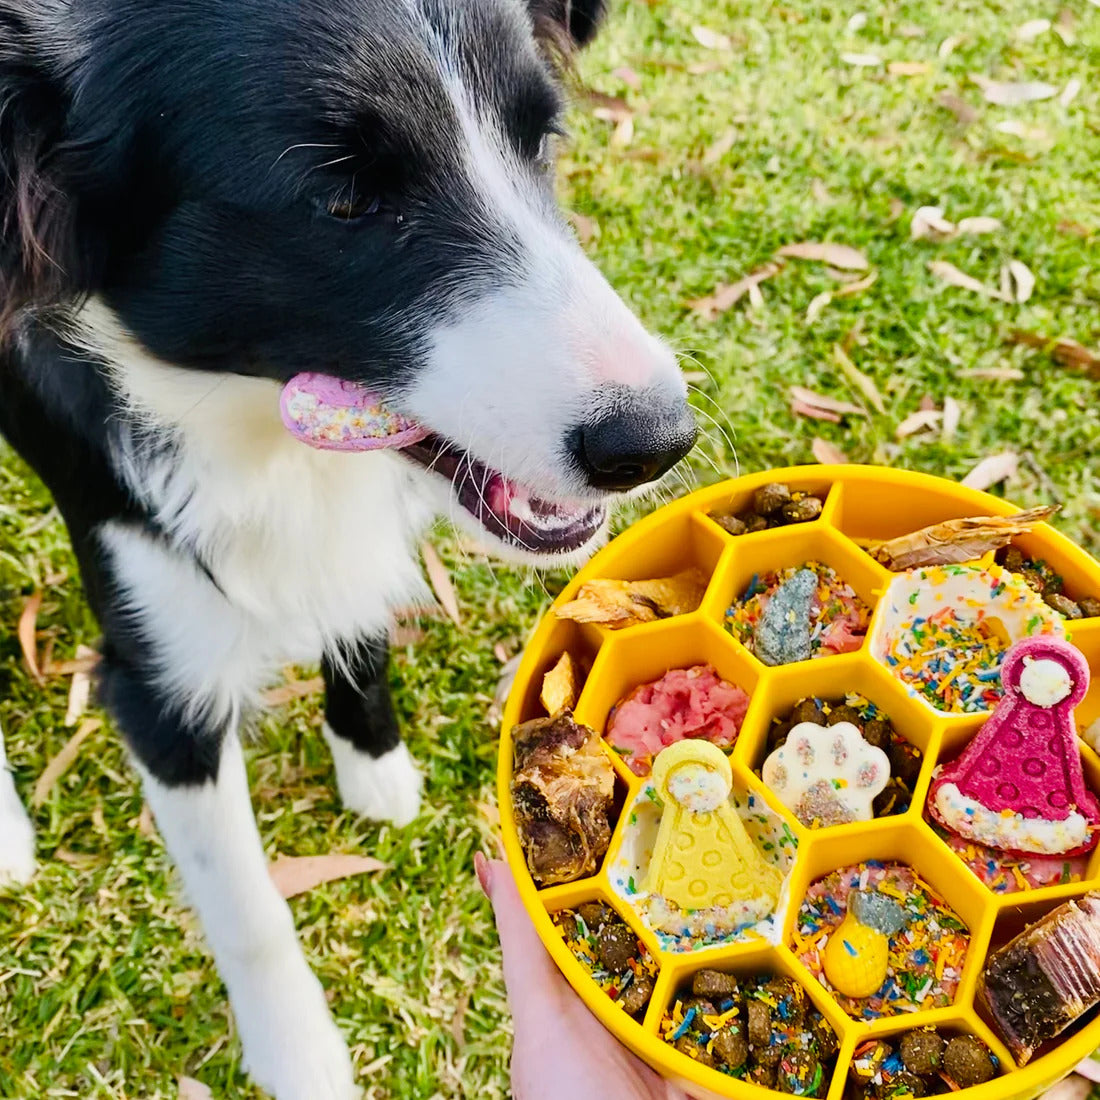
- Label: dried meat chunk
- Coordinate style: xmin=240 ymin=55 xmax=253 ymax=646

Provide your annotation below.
xmin=979 ymin=891 xmax=1100 ymax=1064
xmin=540 ymin=651 xmax=583 ymax=714
xmin=511 ymin=712 xmax=615 ymax=885
xmin=553 ymin=569 xmax=707 ymax=629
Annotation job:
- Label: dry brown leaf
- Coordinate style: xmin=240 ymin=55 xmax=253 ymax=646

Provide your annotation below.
xmin=896 ymin=408 xmax=943 ymax=439
xmin=178 ymin=1077 xmax=214 ymax=1100
xmin=609 ymin=114 xmax=634 ymax=148
xmin=811 ymin=437 xmax=849 ymax=464
xmin=870 ymin=505 xmax=1058 ymax=570
xmin=937 ymin=92 xmax=979 ymax=126
xmin=962 ymin=366 xmax=1025 ymax=381
xmin=957 ymin=215 xmax=1003 ymax=235
xmin=995 ymin=119 xmax=1050 ymax=141
xmin=268 ymin=854 xmax=388 ymax=899
xmin=687 ymin=261 xmax=783 ymax=320
xmin=18 ymin=591 xmax=44 ymax=685
xmin=938 ymin=35 xmax=965 ymax=58
xmin=790 ymin=399 xmax=840 ymax=423
xmin=691 ymin=24 xmax=732 ymax=50
xmin=554 ymin=570 xmax=706 ymax=629
xmin=1008 ymin=330 xmax=1100 ymax=377
xmin=805 ymin=271 xmax=876 ymax=323
xmin=1002 ymin=259 xmax=1036 ymax=303
xmin=1057 ymin=220 xmax=1092 ymax=239
xmin=611 ymin=65 xmax=641 ymax=90
xmin=421 ymin=541 xmax=461 ymax=626
xmin=65 ymin=666 xmax=91 ymax=727
xmin=841 ymin=51 xmax=882 ymax=67
xmin=32 ymin=718 xmax=102 ymax=808
xmin=788 ymin=386 xmax=866 ymax=417
xmin=929 ymin=260 xmax=1011 ymax=302
xmin=834 ymin=270 xmax=877 ymax=298
xmin=971 ymin=75 xmax=1058 ymax=105
xmin=942 ymin=396 xmax=961 ymax=442
xmin=911 ymin=205 xmax=956 ymax=240
xmin=833 ymin=345 xmax=885 ymax=414
xmin=585 ymin=90 xmax=632 ymax=120
xmin=805 ymin=292 xmax=833 ymax=324
xmin=540 ymin=652 xmax=581 ymax=714
xmin=888 ymin=61 xmax=931 ymax=76
xmin=569 ymin=212 xmax=597 ymax=245
xmin=776 ymin=241 xmax=868 ymax=271
xmin=261 ymin=675 xmax=323 ymax=707
xmin=961 ymin=451 xmax=1019 ymax=490
xmin=137 ymin=802 xmax=156 ymax=837
xmin=1015 ymin=18 xmax=1051 ymax=41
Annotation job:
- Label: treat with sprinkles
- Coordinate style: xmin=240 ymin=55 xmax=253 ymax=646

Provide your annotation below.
xmin=796 ymin=861 xmax=969 ymax=1019
xmin=660 ymin=971 xmax=838 ymax=1093
xmin=930 ymin=825 xmax=1088 ymax=893
xmin=874 ymin=564 xmax=1062 ymax=714
xmin=553 ymin=902 xmax=658 ymax=1018
xmin=727 ymin=560 xmax=870 ymax=663
xmin=762 ymin=694 xmax=923 ymax=820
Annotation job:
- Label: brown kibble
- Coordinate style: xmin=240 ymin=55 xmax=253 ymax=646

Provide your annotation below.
xmin=692 ymin=969 xmax=740 ymax=998
xmin=749 ymin=1061 xmax=777 ymax=1088
xmin=862 ymin=717 xmax=892 ymax=750
xmin=1079 ymin=597 xmax=1100 ymax=618
xmin=890 ymin=741 xmax=923 ymax=788
xmin=747 ymin=999 xmax=771 ymax=1047
xmin=781 ymin=496 xmax=823 ymax=524
xmin=899 ymin=1028 xmax=946 ymax=1076
xmin=775 ymin=1050 xmax=825 ymax=1096
xmin=712 ymin=1022 xmax=749 ymax=1069
xmin=873 ymin=780 xmax=905 ymax=817
xmin=1020 ymin=567 xmax=1047 ymax=594
xmin=999 ymin=545 xmax=1026 ymax=573
xmin=713 ymin=512 xmax=748 ymax=536
xmin=888 ymin=1071 xmax=929 ymax=1096
xmin=762 ymin=977 xmax=805 ymax=1024
xmin=754 ymin=483 xmax=792 ymax=516
xmin=556 ymin=911 xmax=579 ymax=941
xmin=943 ymin=1036 xmax=995 ymax=1087
xmin=596 ymin=917 xmax=639 ymax=973
xmin=1045 ymin=591 xmax=1083 ymax=619
xmin=674 ymin=1034 xmax=716 ymax=1068
xmin=617 ymin=972 xmax=654 ymax=1017
xmin=576 ymin=901 xmax=606 ymax=928
xmin=681 ymin=995 xmax=718 ymax=1018
xmin=767 ymin=719 xmax=792 ymax=752
xmin=825 ymin=704 xmax=863 ymax=729
xmin=791 ymin=699 xmax=826 ymax=725
xmin=741 ymin=511 xmax=769 ymax=533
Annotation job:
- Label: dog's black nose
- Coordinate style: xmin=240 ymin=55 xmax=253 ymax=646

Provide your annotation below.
xmin=570 ymin=387 xmax=698 ymax=491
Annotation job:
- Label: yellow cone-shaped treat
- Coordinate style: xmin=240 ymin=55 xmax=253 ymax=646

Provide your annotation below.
xmin=824 ymin=911 xmax=889 ymax=998
xmin=644 ymin=740 xmax=782 ymax=912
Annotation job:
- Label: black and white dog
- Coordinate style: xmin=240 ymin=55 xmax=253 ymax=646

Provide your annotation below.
xmin=0 ymin=0 xmax=694 ymax=1095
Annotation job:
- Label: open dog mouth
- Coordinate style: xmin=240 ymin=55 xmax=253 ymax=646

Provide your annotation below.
xmin=280 ymin=372 xmax=607 ymax=554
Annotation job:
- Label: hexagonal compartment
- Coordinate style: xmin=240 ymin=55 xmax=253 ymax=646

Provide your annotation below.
xmin=791 ymin=830 xmax=974 ymax=1020
xmin=550 ymin=897 xmax=659 ymax=1020
xmin=606 ymin=769 xmax=797 ymax=954
xmin=843 ymin=1022 xmax=1004 ymax=1097
xmin=658 ymin=963 xmax=841 ymax=1095
xmin=718 ymin=528 xmax=881 ymax=666
xmin=869 ymin=563 xmax=1064 ymax=715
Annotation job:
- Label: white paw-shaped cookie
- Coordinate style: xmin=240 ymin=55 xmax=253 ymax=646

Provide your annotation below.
xmin=762 ymin=721 xmax=890 ymax=827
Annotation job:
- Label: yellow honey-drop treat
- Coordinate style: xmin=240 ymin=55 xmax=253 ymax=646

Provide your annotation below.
xmin=824 ymin=910 xmax=890 ymax=998
xmin=644 ymin=740 xmax=782 ymax=912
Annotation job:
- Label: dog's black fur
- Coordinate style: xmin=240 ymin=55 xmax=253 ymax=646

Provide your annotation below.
xmin=0 ymin=2 xmax=694 ymax=1095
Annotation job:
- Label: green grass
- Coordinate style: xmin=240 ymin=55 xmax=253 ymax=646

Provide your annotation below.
xmin=2 ymin=0 xmax=1098 ymax=1096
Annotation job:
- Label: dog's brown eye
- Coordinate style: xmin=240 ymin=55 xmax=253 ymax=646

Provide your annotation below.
xmin=324 ymin=193 xmax=382 ymax=220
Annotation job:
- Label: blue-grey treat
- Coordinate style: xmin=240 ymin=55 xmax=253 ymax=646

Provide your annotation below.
xmin=754 ymin=568 xmax=816 ymax=665
xmin=850 ymin=890 xmax=908 ymax=936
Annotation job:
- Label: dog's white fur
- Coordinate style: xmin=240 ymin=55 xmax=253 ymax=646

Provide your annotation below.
xmin=0 ymin=723 xmax=36 ymax=885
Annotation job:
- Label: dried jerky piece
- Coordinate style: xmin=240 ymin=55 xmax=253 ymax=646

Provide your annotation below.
xmin=554 ymin=569 xmax=707 ymax=629
xmin=942 ymin=1036 xmax=995 ymax=1087
xmin=899 ymin=1028 xmax=945 ymax=1076
xmin=870 ymin=506 xmax=1058 ymax=570
xmin=510 ymin=713 xmax=615 ymax=885
xmin=540 ymin=651 xmax=582 ymax=714
xmin=979 ymin=891 xmax=1100 ymax=1063
xmin=692 ymin=969 xmax=740 ymax=998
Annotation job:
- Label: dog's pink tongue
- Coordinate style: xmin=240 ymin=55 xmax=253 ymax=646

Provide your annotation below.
xmin=280 ymin=372 xmax=429 ymax=452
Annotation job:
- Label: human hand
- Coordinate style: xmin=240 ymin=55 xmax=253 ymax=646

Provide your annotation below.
xmin=476 ymin=853 xmax=688 ymax=1100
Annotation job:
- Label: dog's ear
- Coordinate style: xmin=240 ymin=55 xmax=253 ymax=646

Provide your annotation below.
xmin=0 ymin=2 xmax=81 ymax=332
xmin=530 ymin=0 xmax=609 ymax=50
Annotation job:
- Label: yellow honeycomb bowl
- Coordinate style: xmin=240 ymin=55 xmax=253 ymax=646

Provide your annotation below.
xmin=497 ymin=465 xmax=1100 ymax=1100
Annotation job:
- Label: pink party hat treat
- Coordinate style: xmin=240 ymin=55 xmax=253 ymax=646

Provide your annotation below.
xmin=928 ymin=636 xmax=1100 ymax=858
xmin=280 ymin=373 xmax=429 ymax=452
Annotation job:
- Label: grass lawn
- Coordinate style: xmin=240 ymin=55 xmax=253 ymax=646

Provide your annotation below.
xmin=1 ymin=0 xmax=1098 ymax=1096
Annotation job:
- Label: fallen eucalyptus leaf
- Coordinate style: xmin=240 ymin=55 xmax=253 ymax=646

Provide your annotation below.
xmin=788 ymin=386 xmax=866 ymax=417
xmin=1015 ymin=18 xmax=1051 ymax=40
xmin=833 ymin=345 xmax=885 ymax=414
xmin=911 ymin=205 xmax=956 ymax=240
xmin=888 ymin=61 xmax=931 ymax=76
xmin=957 ymin=216 xmax=1003 ymax=235
xmin=33 ymin=718 xmax=103 ymax=808
xmin=269 ymin=854 xmax=388 ymax=899
xmin=777 ymin=241 xmax=868 ymax=270
xmin=929 ymin=260 xmax=1011 ymax=301
xmin=1060 ymin=77 xmax=1082 ymax=107
xmin=841 ymin=51 xmax=882 ymax=67
xmin=687 ymin=261 xmax=784 ymax=320
xmin=961 ymin=451 xmax=1019 ymax=490
xmin=18 ymin=591 xmax=43 ymax=685
xmin=971 ymin=75 xmax=1058 ymax=105
xmin=691 ymin=24 xmax=732 ymax=50
xmin=896 ymin=409 xmax=943 ymax=439
xmin=942 ymin=396 xmax=962 ymax=441
xmin=811 ymin=437 xmax=849 ymax=464
xmin=1003 ymin=259 xmax=1036 ymax=303
xmin=421 ymin=542 xmax=461 ymax=626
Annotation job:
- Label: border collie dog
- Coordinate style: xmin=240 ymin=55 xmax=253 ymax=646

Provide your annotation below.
xmin=0 ymin=0 xmax=694 ymax=1095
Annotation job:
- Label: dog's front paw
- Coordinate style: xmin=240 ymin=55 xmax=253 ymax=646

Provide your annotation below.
xmin=323 ymin=730 xmax=422 ymax=827
xmin=232 ymin=955 xmax=359 ymax=1100
xmin=0 ymin=772 xmax=36 ymax=886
